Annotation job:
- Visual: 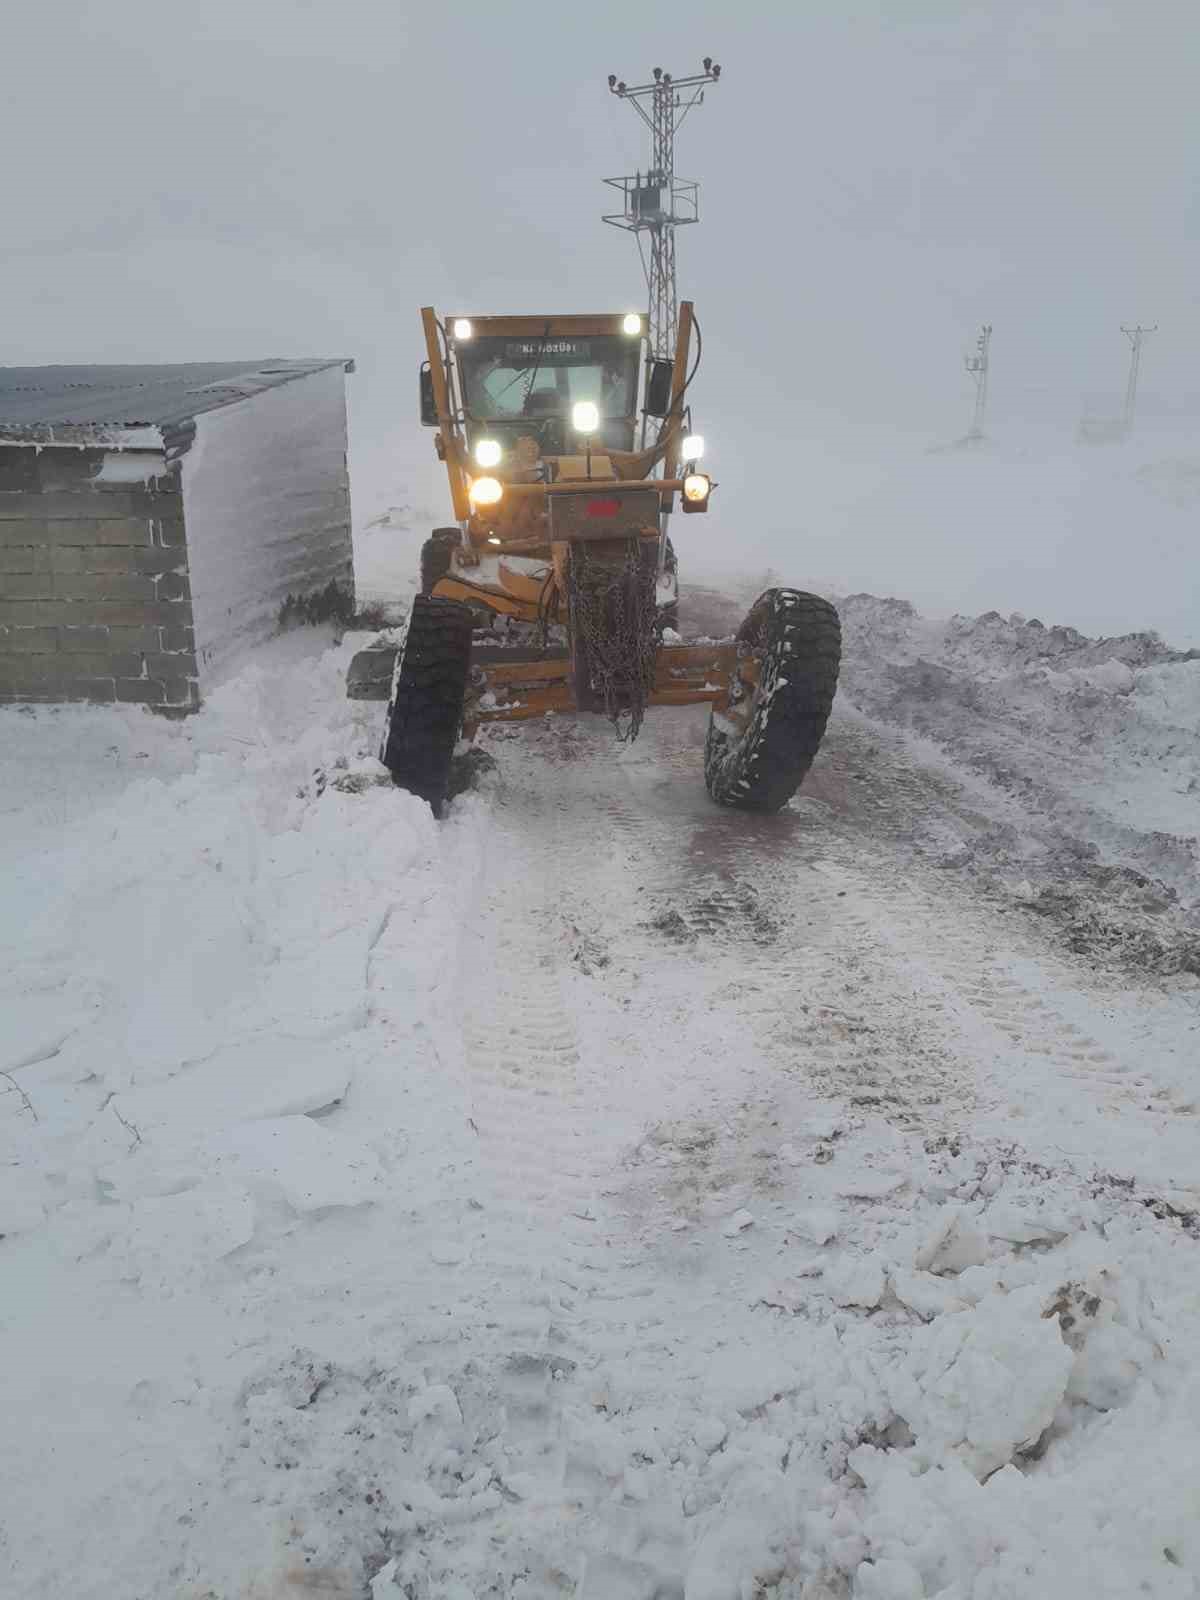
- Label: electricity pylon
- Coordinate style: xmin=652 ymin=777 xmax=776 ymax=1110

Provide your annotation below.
xmin=1121 ymin=324 xmax=1156 ymax=431
xmin=964 ymin=324 xmax=992 ymax=442
xmin=603 ymin=59 xmax=722 ymax=360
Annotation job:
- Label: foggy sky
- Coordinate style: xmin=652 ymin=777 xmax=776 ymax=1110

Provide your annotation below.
xmin=4 ymin=1 xmax=1197 ymax=636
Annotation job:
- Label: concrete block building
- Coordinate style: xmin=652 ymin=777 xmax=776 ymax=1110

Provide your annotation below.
xmin=0 ymin=359 xmax=355 ymax=713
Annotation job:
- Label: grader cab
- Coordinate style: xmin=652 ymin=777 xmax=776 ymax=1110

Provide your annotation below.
xmin=348 ymin=303 xmax=841 ymax=815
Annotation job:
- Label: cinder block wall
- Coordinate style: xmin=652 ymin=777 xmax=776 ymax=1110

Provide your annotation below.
xmin=0 ymin=446 xmax=200 ymax=713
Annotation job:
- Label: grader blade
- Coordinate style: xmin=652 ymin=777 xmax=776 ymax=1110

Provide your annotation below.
xmin=347 ymin=638 xmax=739 ymax=720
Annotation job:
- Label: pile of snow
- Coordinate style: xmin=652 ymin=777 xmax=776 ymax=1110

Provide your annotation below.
xmin=848 ymin=1180 xmax=1200 ymax=1599
xmin=613 ymin=1117 xmax=1200 ymax=1600
xmin=830 ymin=593 xmax=1200 ymax=975
xmin=0 ymin=630 xmax=492 ymax=1590
xmin=838 ymin=598 xmax=1199 ymax=839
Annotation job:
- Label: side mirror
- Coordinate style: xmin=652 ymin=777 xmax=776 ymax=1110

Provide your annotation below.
xmin=419 ymin=363 xmax=438 ymax=427
xmin=644 ymin=359 xmax=674 ymax=418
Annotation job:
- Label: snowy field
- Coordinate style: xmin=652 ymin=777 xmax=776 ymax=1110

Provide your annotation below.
xmin=3 ymin=571 xmax=1199 ymax=1598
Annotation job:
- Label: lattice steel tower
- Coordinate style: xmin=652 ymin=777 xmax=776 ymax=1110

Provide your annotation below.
xmin=964 ymin=324 xmax=992 ymax=442
xmin=603 ymin=59 xmax=722 ymax=360
xmin=1121 ymin=323 xmax=1156 ymax=431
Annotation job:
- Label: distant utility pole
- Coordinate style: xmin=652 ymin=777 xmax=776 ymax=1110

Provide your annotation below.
xmin=1120 ymin=323 xmax=1156 ymax=431
xmin=963 ymin=324 xmax=992 ymax=442
xmin=603 ymin=58 xmax=722 ymax=360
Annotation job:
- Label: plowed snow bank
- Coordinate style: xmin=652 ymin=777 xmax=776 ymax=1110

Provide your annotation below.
xmin=830 ymin=594 xmax=1200 ymax=976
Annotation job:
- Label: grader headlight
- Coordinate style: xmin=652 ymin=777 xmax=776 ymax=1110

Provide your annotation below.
xmin=474 ymin=438 xmax=503 ymax=468
xmin=572 ymin=400 xmax=600 ymax=435
xmin=622 ymin=313 xmax=643 ymax=336
xmin=681 ymin=434 xmax=705 ymax=463
xmin=469 ymin=475 xmax=504 ymax=508
xmin=681 ymin=471 xmax=712 ymax=513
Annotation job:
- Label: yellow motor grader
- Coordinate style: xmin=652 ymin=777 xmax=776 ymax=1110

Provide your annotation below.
xmin=348 ymin=303 xmax=840 ymax=815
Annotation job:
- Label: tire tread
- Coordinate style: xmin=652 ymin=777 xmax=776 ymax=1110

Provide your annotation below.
xmin=380 ymin=596 xmax=473 ymax=814
xmin=704 ymin=588 xmax=840 ymax=813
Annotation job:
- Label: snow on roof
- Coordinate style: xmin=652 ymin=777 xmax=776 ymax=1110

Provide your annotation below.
xmin=0 ymin=359 xmax=353 ymax=441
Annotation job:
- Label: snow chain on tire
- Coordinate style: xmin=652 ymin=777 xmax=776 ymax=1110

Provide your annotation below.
xmin=704 ymin=588 xmax=841 ymax=813
xmin=380 ymin=595 xmax=473 ymax=816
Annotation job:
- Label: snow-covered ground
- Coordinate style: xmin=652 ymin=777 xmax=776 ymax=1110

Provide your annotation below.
xmin=618 ymin=421 xmax=1200 ymax=652
xmin=3 ymin=578 xmax=1199 ymax=1598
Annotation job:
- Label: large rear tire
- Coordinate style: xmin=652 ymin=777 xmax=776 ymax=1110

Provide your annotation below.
xmin=704 ymin=588 xmax=840 ymax=813
xmin=380 ymin=596 xmax=473 ymax=816
xmin=420 ymin=528 xmax=461 ymax=596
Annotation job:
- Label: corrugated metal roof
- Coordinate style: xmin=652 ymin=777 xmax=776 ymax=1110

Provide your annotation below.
xmin=0 ymin=359 xmax=353 ymax=434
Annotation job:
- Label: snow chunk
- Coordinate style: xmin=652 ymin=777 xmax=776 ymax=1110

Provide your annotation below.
xmin=826 ymin=1255 xmax=887 ymax=1308
xmin=693 ymin=1416 xmax=728 ymax=1454
xmin=914 ymin=1208 xmax=990 ymax=1275
xmin=889 ymin=1284 xmax=1073 ymax=1479
xmin=111 ymin=1183 xmax=255 ymax=1287
xmin=371 ymin=1559 xmax=399 ymax=1597
xmin=722 ymin=1208 xmax=755 ymax=1237
xmin=207 ymin=1116 xmax=381 ymax=1211
xmin=890 ymin=1268 xmax=968 ymax=1320
xmin=1046 ymin=658 xmax=1137 ymax=696
xmin=791 ymin=1207 xmax=841 ymax=1245
xmin=111 ymin=1040 xmax=351 ymax=1142
xmin=684 ymin=1503 xmax=781 ymax=1600
xmin=1069 ymin=1319 xmax=1152 ymax=1411
xmin=702 ymin=1350 xmax=799 ymax=1417
xmin=983 ymin=1203 xmax=1071 ymax=1246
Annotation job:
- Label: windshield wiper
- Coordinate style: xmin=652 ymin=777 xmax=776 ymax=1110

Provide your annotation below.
xmin=521 ymin=321 xmax=553 ymax=415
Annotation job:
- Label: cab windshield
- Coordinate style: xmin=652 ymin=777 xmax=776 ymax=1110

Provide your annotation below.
xmin=459 ymin=335 xmax=639 ymax=427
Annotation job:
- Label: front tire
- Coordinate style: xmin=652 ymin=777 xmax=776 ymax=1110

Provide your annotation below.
xmin=380 ymin=596 xmax=473 ymax=815
xmin=420 ymin=528 xmax=461 ymax=596
xmin=704 ymin=588 xmax=840 ymax=813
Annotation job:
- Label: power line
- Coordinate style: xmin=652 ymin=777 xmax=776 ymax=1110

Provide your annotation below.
xmin=602 ymin=60 xmax=722 ymax=360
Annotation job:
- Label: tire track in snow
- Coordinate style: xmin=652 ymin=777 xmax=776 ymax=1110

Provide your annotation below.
xmin=618 ymin=705 xmax=1198 ymax=1184
xmin=377 ymin=739 xmax=688 ymax=1591
xmin=221 ymin=696 xmax=1199 ymax=1599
